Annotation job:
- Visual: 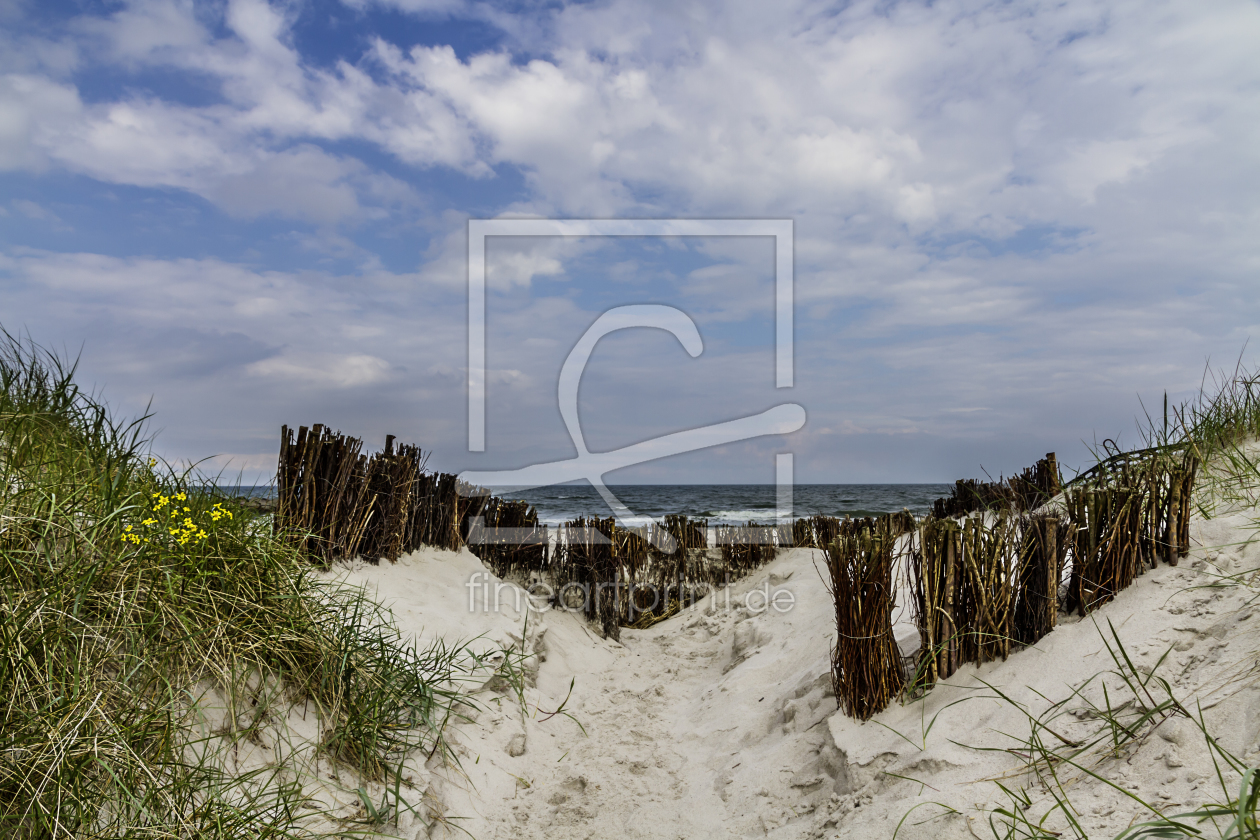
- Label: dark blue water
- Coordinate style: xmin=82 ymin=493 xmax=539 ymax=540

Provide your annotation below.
xmin=213 ymin=483 xmax=950 ymax=526
xmin=216 ymin=485 xmax=277 ymax=500
xmin=493 ymin=484 xmax=951 ymax=526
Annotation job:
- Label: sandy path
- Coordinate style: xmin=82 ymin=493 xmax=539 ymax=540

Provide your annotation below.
xmin=331 ymin=497 xmax=1260 ymax=840
xmin=437 ymin=551 xmax=840 ymax=840
xmin=484 ymin=606 xmax=742 ymax=838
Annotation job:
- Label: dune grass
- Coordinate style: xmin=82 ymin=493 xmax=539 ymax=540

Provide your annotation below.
xmin=0 ymin=332 xmax=509 ymax=838
xmin=1184 ymin=365 xmax=1260 ymax=516
xmin=976 ymin=621 xmax=1259 ymax=840
xmin=886 ymin=357 xmax=1260 ymax=839
xmin=970 ymin=360 xmax=1260 ymax=839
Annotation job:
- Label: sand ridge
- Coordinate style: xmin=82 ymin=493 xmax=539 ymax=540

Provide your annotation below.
xmin=307 ymin=493 xmax=1260 ymax=839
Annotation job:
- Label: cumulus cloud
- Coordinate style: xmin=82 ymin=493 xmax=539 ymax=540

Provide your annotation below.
xmin=2 ymin=0 xmax=1258 ymax=481
xmin=14 ymin=0 xmax=1256 ymax=234
xmin=0 ymin=74 xmax=82 ymax=169
xmin=246 ymin=353 xmax=393 ymax=388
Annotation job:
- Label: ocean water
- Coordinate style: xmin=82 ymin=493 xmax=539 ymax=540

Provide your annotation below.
xmin=216 ymin=484 xmax=952 ymax=526
xmin=495 ymin=484 xmax=951 ymax=526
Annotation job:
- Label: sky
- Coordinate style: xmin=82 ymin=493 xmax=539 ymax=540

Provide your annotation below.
xmin=2 ymin=0 xmax=1258 ymax=486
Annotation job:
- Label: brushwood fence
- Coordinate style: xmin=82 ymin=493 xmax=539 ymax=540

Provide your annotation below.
xmin=466 ymin=497 xmax=549 ymax=579
xmin=550 ymin=515 xmax=787 ymax=638
xmin=826 ymin=448 xmax=1199 ymax=720
xmin=546 ymin=513 xmax=921 ymax=637
xmin=824 ymin=527 xmax=904 ymax=719
xmin=932 ymin=453 xmax=1063 ymax=518
xmin=273 ymin=426 xmax=793 ymax=631
xmin=275 ymin=424 xmax=494 ymax=564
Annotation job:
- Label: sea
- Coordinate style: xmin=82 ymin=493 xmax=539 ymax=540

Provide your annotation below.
xmin=221 ymin=484 xmax=952 ymax=526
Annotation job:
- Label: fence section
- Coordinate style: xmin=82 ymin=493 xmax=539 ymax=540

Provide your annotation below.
xmin=830 ymin=449 xmax=1199 ymax=719
xmin=275 ymin=425 xmax=487 ymax=564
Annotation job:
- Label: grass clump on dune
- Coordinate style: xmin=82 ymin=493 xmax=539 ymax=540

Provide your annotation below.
xmin=970 ymin=361 xmax=1260 ymax=840
xmin=1181 ymin=362 xmax=1260 ymax=513
xmin=0 ymin=331 xmax=502 ymax=838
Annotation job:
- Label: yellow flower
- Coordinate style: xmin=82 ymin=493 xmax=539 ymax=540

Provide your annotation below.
xmin=175 ymin=492 xmax=187 ymax=502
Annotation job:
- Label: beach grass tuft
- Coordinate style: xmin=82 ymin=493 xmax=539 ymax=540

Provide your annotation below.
xmin=0 ymin=330 xmax=506 ymax=837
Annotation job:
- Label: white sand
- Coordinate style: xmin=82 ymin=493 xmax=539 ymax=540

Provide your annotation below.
xmin=229 ymin=464 xmax=1260 ymax=839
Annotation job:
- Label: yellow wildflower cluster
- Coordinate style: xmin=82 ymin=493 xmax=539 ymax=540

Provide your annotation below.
xmin=120 ymin=492 xmax=232 ymax=547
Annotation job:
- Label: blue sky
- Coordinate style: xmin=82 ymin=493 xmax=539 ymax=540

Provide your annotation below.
xmin=2 ymin=0 xmax=1258 ymax=485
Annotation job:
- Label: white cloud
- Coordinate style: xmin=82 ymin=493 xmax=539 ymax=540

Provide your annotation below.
xmin=76 ymin=0 xmax=207 ymax=63
xmin=246 ymin=353 xmax=393 ymax=388
xmin=5 ymin=0 xmax=1257 ymax=235
xmin=0 ymin=74 xmax=82 ymax=169
xmin=205 ymin=145 xmax=365 ymax=223
xmin=11 ymin=198 xmax=57 ymax=221
xmin=50 ymin=98 xmax=246 ymax=187
xmin=2 ymin=0 xmax=1259 ymax=481
xmin=339 ymin=0 xmax=466 ymax=14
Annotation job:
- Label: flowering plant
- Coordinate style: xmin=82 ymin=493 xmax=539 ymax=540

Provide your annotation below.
xmin=121 ymin=491 xmax=232 ymax=547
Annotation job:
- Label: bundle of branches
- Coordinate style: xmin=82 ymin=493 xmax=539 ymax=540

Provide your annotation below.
xmin=932 ymin=478 xmax=1013 ymax=519
xmin=815 ymin=515 xmax=844 ymax=546
xmin=1063 ymin=485 xmax=1144 ymax=615
xmin=715 ymin=522 xmax=778 ymax=576
xmin=790 ymin=513 xmax=914 ymax=550
xmin=590 ymin=517 xmax=622 ymax=639
xmin=467 ymin=497 xmax=548 ymax=579
xmin=276 ymin=424 xmax=374 ymax=564
xmin=1060 ymin=446 xmax=1199 ymax=615
xmin=792 ymin=516 xmax=816 ymax=547
xmin=641 ymin=551 xmax=689 ymax=623
xmin=660 ymin=514 xmax=708 ymax=554
xmin=277 ymin=426 xmax=495 ymax=562
xmin=1008 ymin=453 xmax=1062 ymax=512
xmin=933 ymin=453 xmax=1062 ymax=518
xmin=356 ymin=437 xmax=425 ymax=563
xmin=909 ymin=517 xmax=962 ymax=690
xmin=955 ymin=515 xmax=1019 ymax=665
xmin=774 ymin=521 xmax=794 ymax=548
xmin=411 ymin=472 xmax=487 ymax=552
xmin=552 ymin=516 xmax=598 ymax=601
xmin=1014 ymin=514 xmax=1071 ymax=646
xmin=823 ymin=528 xmax=904 ymax=720
xmin=880 ymin=509 xmax=918 ymax=538
xmin=1147 ymin=450 xmax=1198 ymax=566
xmin=612 ymin=525 xmax=657 ymax=624
xmin=555 ymin=516 xmax=621 ymax=639
xmin=791 ymin=514 xmax=840 ymax=547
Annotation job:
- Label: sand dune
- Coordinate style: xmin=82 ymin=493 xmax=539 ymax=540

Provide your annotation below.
xmin=277 ymin=482 xmax=1257 ymax=840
